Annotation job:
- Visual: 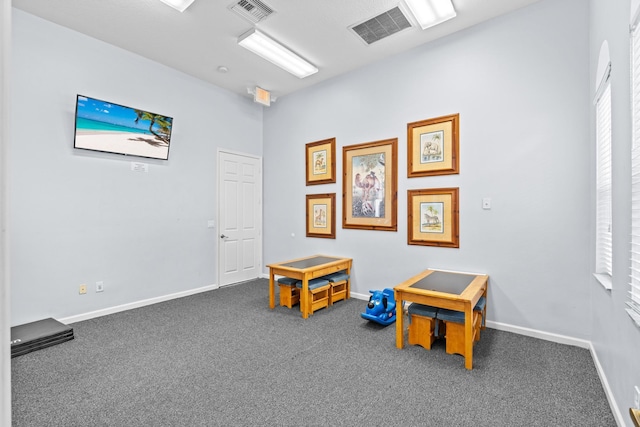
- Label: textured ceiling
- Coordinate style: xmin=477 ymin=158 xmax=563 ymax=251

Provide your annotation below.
xmin=12 ymin=0 xmax=542 ymax=101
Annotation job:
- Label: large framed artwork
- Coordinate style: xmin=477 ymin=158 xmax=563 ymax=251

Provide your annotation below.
xmin=306 ymin=138 xmax=336 ymax=185
xmin=343 ymin=138 xmax=397 ymax=231
xmin=408 ymin=188 xmax=459 ymax=248
xmin=306 ymin=193 xmax=336 ymax=239
xmin=407 ymin=113 xmax=459 ymax=177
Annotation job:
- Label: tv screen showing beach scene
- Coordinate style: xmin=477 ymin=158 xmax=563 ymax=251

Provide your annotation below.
xmin=74 ymin=95 xmax=173 ymax=160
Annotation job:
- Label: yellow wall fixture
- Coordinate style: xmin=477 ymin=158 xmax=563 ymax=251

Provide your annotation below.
xmin=238 ymin=29 xmax=318 ymax=79
xmin=404 ymin=0 xmax=456 ymax=30
xmin=254 ymin=87 xmax=271 ymax=106
xmin=247 ymin=87 xmax=277 ymax=106
xmin=159 ymin=0 xmax=195 ymax=12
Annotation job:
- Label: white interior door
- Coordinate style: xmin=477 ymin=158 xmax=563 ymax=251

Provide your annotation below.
xmin=218 ymin=151 xmax=262 ymax=286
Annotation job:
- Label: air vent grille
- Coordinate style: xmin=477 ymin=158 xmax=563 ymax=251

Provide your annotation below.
xmin=351 ymin=6 xmax=412 ymax=45
xmin=229 ymin=0 xmax=275 ymax=24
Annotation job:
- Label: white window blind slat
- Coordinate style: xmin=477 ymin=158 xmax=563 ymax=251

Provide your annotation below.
xmin=627 ymin=300 xmax=640 ymax=316
xmin=595 ymin=79 xmax=612 ymax=277
xmin=627 ymin=307 xmax=640 ymax=326
xmin=630 ymin=23 xmax=640 ymax=326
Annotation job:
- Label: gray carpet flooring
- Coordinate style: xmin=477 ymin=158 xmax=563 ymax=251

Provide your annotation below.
xmin=11 ymin=279 xmax=616 ymax=426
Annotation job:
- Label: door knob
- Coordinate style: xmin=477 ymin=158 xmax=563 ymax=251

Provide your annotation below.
xmin=220 ymin=234 xmax=228 ymax=238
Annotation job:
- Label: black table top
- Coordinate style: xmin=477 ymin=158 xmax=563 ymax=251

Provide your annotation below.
xmin=408 ymin=271 xmax=477 ymax=295
xmin=280 ymin=256 xmax=344 ymax=269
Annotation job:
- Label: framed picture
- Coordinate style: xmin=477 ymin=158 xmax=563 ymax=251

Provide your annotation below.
xmin=343 ymin=138 xmax=397 ymax=231
xmin=306 ymin=193 xmax=336 ymax=239
xmin=306 ymin=138 xmax=336 ymax=185
xmin=407 ymin=113 xmax=459 ymax=177
xmin=408 ymin=188 xmax=459 ymax=247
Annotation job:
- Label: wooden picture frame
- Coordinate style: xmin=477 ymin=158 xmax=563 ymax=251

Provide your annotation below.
xmin=343 ymin=138 xmax=397 ymax=231
xmin=408 ymin=188 xmax=459 ymax=247
xmin=407 ymin=113 xmax=459 ymax=177
xmin=306 ymin=193 xmax=336 ymax=239
xmin=306 ymin=138 xmax=336 ymax=185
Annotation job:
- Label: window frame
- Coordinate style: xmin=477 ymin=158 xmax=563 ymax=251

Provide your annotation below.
xmin=594 ymin=67 xmax=612 ymax=290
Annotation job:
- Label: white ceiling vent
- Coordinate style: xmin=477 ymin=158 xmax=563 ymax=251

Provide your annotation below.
xmin=229 ymin=0 xmax=275 ymax=24
xmin=350 ymin=6 xmax=413 ymax=45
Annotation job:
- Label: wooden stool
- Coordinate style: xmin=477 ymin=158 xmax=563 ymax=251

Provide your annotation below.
xmin=277 ymin=277 xmax=300 ymax=309
xmin=407 ymin=304 xmax=439 ymax=350
xmin=437 ymin=309 xmax=480 ymax=357
xmin=296 ymin=278 xmax=331 ymax=315
xmin=324 ymin=271 xmax=350 ymax=305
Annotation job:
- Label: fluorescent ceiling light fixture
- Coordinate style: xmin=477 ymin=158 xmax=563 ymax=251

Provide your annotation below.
xmin=404 ymin=0 xmax=456 ymax=30
xmin=238 ymin=29 xmax=318 ymax=79
xmin=159 ymin=0 xmax=195 ymax=12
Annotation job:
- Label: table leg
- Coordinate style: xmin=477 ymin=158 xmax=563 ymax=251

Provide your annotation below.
xmin=395 ymin=293 xmax=404 ymax=349
xmin=301 ymin=276 xmax=309 ymax=319
xmin=269 ymin=269 xmax=275 ymax=309
xmin=464 ymin=304 xmax=473 ymax=370
xmin=346 ymin=265 xmax=351 ymax=300
xmin=481 ymin=287 xmax=488 ymax=331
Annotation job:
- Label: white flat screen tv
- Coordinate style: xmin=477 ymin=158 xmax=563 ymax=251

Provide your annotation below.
xmin=73 ymin=94 xmax=173 ymax=160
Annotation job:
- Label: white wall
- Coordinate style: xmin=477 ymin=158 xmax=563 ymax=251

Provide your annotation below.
xmin=589 ymin=0 xmax=640 ymax=423
xmin=264 ymin=0 xmax=591 ymax=337
xmin=9 ymin=9 xmax=263 ymax=325
xmin=1 ymin=0 xmax=11 ymax=425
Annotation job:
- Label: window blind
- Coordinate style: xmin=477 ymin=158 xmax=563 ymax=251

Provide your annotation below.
xmin=629 ymin=23 xmax=640 ymax=326
xmin=595 ymin=83 xmax=612 ymax=277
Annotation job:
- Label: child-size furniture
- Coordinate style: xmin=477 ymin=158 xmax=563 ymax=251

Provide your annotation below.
xmin=407 ymin=303 xmax=440 ymax=350
xmin=277 ymin=277 xmax=300 ymax=309
xmin=296 ymin=278 xmax=331 ymax=315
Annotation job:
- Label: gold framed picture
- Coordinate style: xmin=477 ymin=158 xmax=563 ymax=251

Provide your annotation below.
xmin=306 ymin=193 xmax=336 ymax=239
xmin=407 ymin=113 xmax=459 ymax=177
xmin=306 ymin=138 xmax=336 ymax=185
xmin=408 ymin=188 xmax=459 ymax=247
xmin=343 ymin=138 xmax=397 ymax=231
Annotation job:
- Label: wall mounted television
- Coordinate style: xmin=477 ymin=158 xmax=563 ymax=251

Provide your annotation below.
xmin=74 ymin=95 xmax=173 ymax=160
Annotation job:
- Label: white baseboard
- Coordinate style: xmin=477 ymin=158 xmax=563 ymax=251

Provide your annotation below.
xmin=486 ymin=320 xmax=591 ymax=349
xmin=59 ymin=283 xmax=219 ymax=324
xmin=588 ymin=342 xmax=625 ymax=427
xmin=350 ymin=291 xmax=370 ymax=301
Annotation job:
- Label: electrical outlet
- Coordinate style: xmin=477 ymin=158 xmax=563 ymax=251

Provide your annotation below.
xmin=79 ymin=284 xmax=87 ymax=295
xmin=96 ymin=281 xmax=104 ymax=293
xmin=634 ymin=385 xmax=640 ymax=409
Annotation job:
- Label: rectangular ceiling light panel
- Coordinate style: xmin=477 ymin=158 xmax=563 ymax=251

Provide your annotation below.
xmin=404 ymin=0 xmax=456 ymax=30
xmin=238 ymin=29 xmax=318 ymax=79
xmin=159 ymin=0 xmax=195 ymax=12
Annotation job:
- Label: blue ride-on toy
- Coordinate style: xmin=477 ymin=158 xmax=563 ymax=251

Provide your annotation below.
xmin=360 ymin=288 xmax=396 ymax=326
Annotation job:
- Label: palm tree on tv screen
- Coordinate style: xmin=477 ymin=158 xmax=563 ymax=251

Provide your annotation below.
xmin=133 ymin=110 xmax=171 ymax=144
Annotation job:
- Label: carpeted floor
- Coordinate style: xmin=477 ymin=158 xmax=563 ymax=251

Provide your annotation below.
xmin=11 ymin=279 xmax=616 ymax=426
